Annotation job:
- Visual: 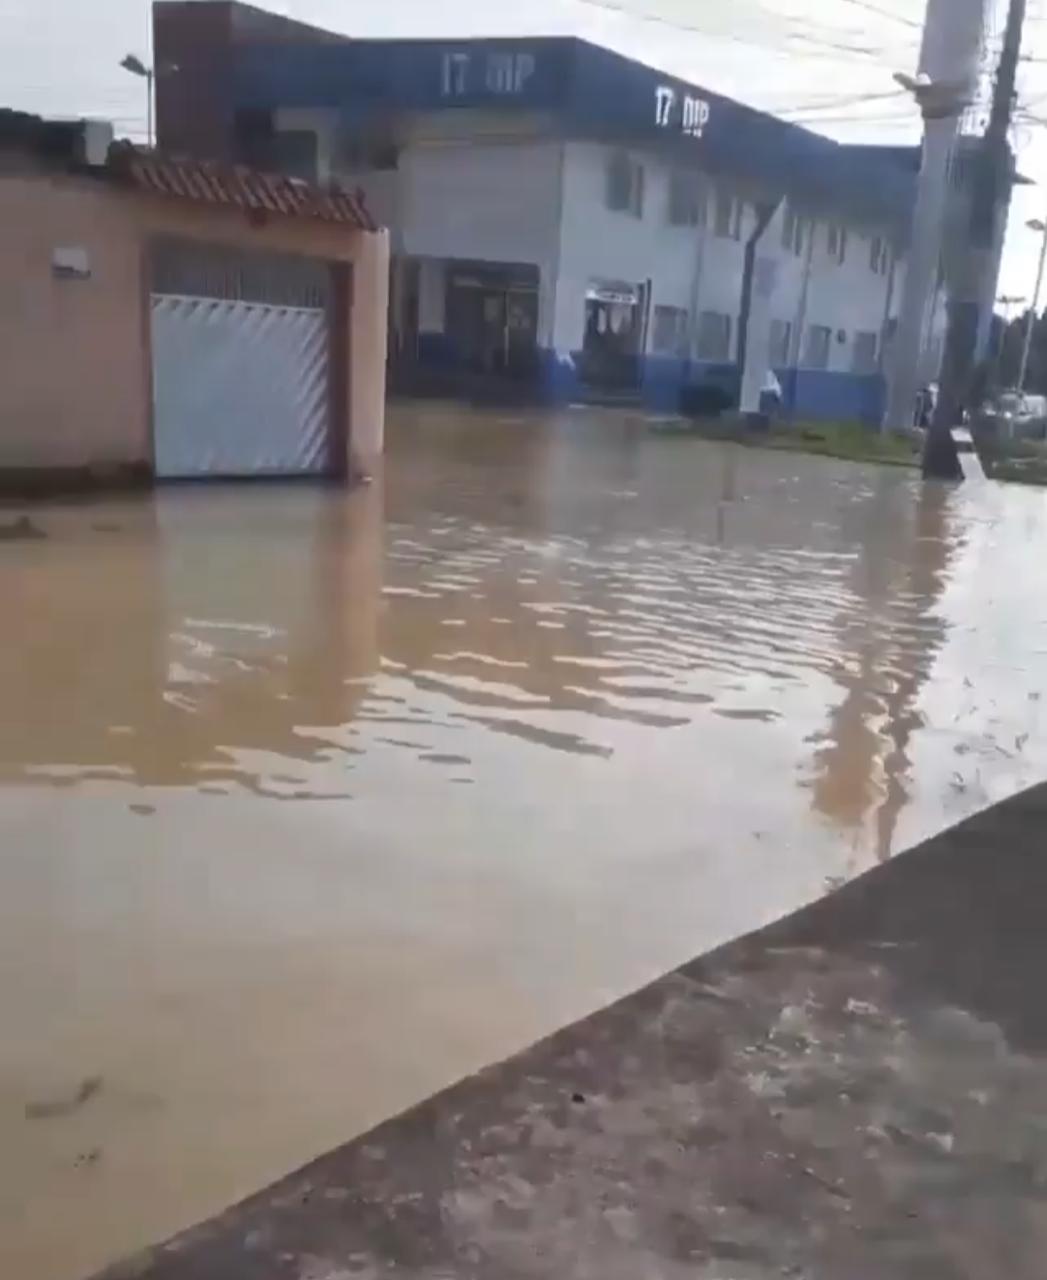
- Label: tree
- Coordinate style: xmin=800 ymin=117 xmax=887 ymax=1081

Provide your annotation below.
xmin=991 ymin=308 xmax=1047 ymax=394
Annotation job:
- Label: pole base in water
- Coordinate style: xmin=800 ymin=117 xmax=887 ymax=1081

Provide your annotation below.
xmin=922 ymin=427 xmax=964 ymax=482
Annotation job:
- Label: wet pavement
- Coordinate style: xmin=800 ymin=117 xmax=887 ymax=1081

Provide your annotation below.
xmin=2 ymin=402 xmax=1047 ymax=1279
xmin=92 ymin=781 xmax=1047 ymax=1280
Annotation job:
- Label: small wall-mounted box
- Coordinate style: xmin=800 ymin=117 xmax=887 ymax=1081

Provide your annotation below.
xmin=52 ymin=247 xmax=91 ymax=280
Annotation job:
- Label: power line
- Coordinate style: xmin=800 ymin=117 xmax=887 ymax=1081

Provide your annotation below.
xmin=740 ymin=0 xmax=916 ymax=39
xmin=787 ymin=109 xmax=916 ymax=127
xmin=788 ymin=29 xmax=908 ymax=59
xmin=830 ymin=0 xmax=921 ymax=28
xmin=744 ymin=0 xmax=917 ymax=44
xmin=574 ymin=0 xmax=913 ymax=62
xmin=776 ymin=88 xmax=910 ymax=117
xmin=776 ymin=87 xmax=909 ymax=108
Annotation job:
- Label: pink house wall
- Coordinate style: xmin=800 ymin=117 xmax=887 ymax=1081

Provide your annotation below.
xmin=0 ymin=170 xmax=388 ymax=481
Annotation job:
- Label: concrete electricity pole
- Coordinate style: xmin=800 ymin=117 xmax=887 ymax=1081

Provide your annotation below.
xmin=925 ymin=0 xmax=1027 ymax=479
xmin=1018 ymin=217 xmax=1047 ymax=391
xmin=884 ymin=0 xmax=988 ymax=443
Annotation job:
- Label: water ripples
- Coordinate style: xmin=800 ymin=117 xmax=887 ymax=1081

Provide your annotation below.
xmin=2 ymin=406 xmax=1045 ymax=864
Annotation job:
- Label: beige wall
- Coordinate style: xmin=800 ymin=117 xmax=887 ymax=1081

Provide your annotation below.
xmin=0 ymin=175 xmax=146 ymax=471
xmin=348 ymin=226 xmax=389 ymax=470
xmin=0 ymin=171 xmax=388 ymax=477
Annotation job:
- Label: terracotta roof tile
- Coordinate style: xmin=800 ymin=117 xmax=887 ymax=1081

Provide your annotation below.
xmin=110 ymin=147 xmax=376 ymax=231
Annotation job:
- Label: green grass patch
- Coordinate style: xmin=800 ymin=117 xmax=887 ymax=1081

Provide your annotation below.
xmin=651 ymin=417 xmax=920 ymax=468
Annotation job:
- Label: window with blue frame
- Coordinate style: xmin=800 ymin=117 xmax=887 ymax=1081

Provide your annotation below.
xmin=852 ymin=330 xmax=879 ymax=373
xmin=769 ymin=318 xmax=793 ymax=367
xmin=869 ymin=236 xmax=890 ymax=276
xmin=804 ymin=324 xmax=832 ymax=370
xmin=714 ymin=189 xmax=743 ymax=240
xmin=667 ymin=169 xmax=706 ymax=228
xmin=696 ymin=311 xmax=733 ymax=361
xmin=781 ymin=205 xmax=806 ymax=258
xmin=653 ymin=305 xmax=689 ymax=356
xmin=606 ymin=151 xmax=645 ymax=218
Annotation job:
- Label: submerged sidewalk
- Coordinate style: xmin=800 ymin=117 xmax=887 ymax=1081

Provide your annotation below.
xmin=96 ymin=784 xmax=1047 ymax=1279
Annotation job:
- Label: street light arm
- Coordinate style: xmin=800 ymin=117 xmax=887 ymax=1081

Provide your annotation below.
xmin=893 ymin=70 xmax=974 ymax=118
xmin=119 ymin=52 xmax=154 ymax=148
xmin=120 ymin=53 xmax=150 ymax=78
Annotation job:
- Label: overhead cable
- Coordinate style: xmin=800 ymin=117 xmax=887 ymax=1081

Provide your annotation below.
xmin=574 ymin=0 xmax=914 ymax=63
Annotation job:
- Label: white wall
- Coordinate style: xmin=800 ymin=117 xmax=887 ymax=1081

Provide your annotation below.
xmin=395 ymin=139 xmax=564 ymax=346
xmin=273 ymin=108 xmax=337 ymax=184
xmin=554 ymin=141 xmax=752 ymax=358
xmin=762 ymin=205 xmax=816 ymax=368
xmin=343 ymin=170 xmax=400 ymax=242
xmin=397 ymin=139 xmax=563 ymax=267
xmin=795 ymin=220 xmax=896 ymax=374
xmin=554 ymin=142 xmax=901 ymax=375
xmin=333 ymin=123 xmax=916 ymax=383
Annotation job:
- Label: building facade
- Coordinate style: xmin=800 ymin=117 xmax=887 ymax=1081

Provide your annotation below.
xmin=0 ymin=108 xmax=388 ymax=489
xmin=155 ymin=1 xmax=943 ymax=423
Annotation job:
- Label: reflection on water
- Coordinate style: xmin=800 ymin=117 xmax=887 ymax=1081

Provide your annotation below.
xmin=2 ymin=402 xmax=1047 ymax=1280
xmin=806 ymin=479 xmax=954 ymax=862
xmin=2 ymin=489 xmax=382 ymax=795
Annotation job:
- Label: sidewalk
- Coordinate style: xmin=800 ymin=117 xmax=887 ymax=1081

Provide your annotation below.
xmin=95 ymin=783 xmax=1047 ymax=1279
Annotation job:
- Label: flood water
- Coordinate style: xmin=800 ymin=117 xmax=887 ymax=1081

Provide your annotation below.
xmin=3 ymin=402 xmax=1047 ymax=1279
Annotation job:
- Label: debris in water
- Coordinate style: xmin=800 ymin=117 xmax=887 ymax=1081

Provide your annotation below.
xmin=25 ymin=1075 xmax=103 ymax=1119
xmin=0 ymin=515 xmax=45 ymax=541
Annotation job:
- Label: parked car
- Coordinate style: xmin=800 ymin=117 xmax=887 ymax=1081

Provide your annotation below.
xmin=978 ymin=391 xmax=1047 ymax=441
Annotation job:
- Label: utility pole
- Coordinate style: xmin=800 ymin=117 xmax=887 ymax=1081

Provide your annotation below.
xmin=120 ymin=53 xmax=155 ymax=148
xmin=993 ymin=293 xmax=1026 ymax=385
xmin=925 ymin=0 xmax=1027 ymax=479
xmin=1018 ymin=217 xmax=1047 ymax=391
xmin=884 ymin=0 xmax=988 ymax=443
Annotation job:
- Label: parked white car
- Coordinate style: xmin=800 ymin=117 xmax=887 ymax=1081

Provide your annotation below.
xmin=986 ymin=392 xmax=1047 ymax=440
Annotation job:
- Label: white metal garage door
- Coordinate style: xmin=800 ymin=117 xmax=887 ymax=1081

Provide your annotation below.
xmin=149 ymin=241 xmax=333 ymax=480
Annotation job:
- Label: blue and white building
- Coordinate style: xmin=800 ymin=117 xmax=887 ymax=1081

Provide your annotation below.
xmin=156 ymin=2 xmax=944 ymax=422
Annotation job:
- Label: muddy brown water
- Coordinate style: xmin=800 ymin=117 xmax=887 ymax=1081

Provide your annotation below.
xmin=2 ymin=403 xmax=1046 ymax=1280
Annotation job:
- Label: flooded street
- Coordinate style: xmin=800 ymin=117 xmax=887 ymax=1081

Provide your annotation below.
xmin=3 ymin=402 xmax=1047 ymax=1280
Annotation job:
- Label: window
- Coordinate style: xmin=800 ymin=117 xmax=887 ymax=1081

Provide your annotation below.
xmin=338 ymin=139 xmax=399 ymax=172
xmin=769 ymin=318 xmax=793 ymax=367
xmin=668 ymin=169 xmax=706 ymax=227
xmin=869 ymin=236 xmax=890 ymax=276
xmin=714 ymin=189 xmax=743 ymax=240
xmin=852 ymin=330 xmax=878 ymax=373
xmin=606 ymin=150 xmax=644 ymax=218
xmin=781 ymin=205 xmax=806 ymax=257
xmin=696 ymin=310 xmax=733 ymax=361
xmin=805 ymin=324 xmax=832 ymax=370
xmin=652 ymin=305 xmax=689 ymax=355
xmin=827 ymin=224 xmax=848 ymax=265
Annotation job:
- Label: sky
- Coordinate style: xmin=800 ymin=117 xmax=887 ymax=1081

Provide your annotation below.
xmin=3 ymin=0 xmax=1047 ymax=308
